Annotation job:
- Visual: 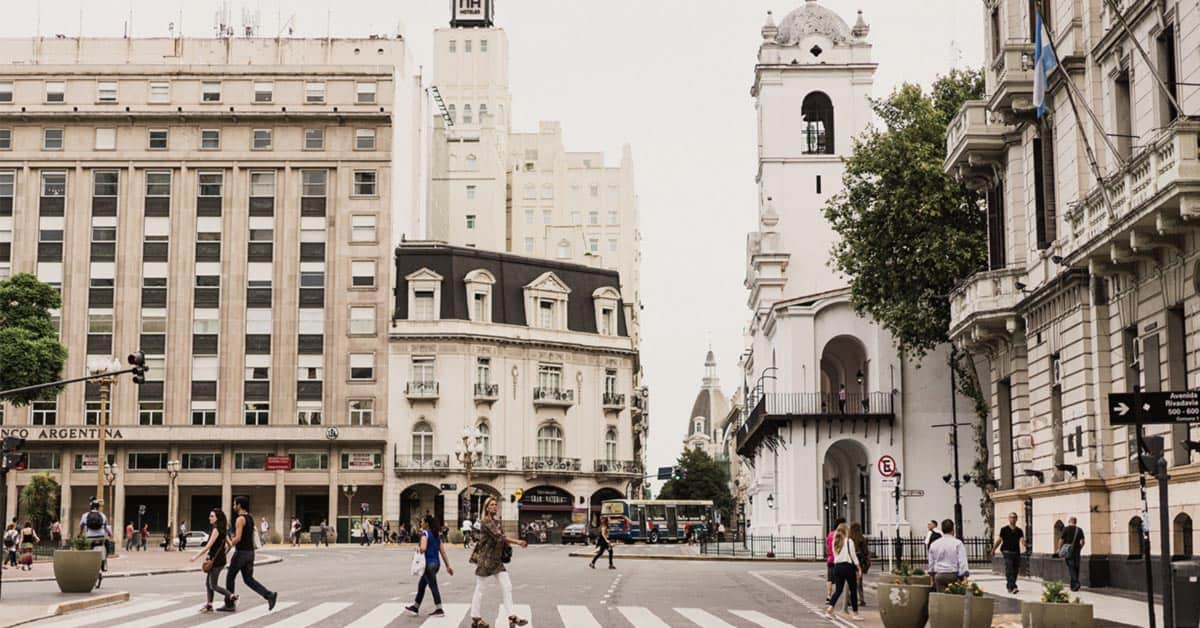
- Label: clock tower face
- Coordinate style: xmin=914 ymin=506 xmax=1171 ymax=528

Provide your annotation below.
xmin=451 ymin=0 xmax=494 ymax=27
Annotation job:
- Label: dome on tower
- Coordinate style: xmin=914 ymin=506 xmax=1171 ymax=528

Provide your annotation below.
xmin=775 ymin=0 xmax=854 ymax=46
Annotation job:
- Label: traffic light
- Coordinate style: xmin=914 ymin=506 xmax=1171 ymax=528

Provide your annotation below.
xmin=672 ymin=465 xmax=687 ymax=481
xmin=1 ymin=436 xmax=25 ymax=473
xmin=128 ymin=351 xmax=147 ymax=384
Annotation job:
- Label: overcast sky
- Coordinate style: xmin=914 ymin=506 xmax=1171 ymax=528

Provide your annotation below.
xmin=4 ymin=0 xmax=984 ymax=489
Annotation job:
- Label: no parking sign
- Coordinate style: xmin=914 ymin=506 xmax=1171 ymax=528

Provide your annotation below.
xmin=877 ymin=455 xmax=897 ymax=478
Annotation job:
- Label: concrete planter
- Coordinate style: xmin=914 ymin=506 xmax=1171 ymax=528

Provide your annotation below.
xmin=878 ymin=573 xmax=932 ymax=586
xmin=878 ymin=583 xmax=931 ymax=628
xmin=928 ymin=593 xmax=994 ymax=628
xmin=52 ymin=549 xmax=102 ymax=593
xmin=1020 ymin=601 xmax=1094 ymax=627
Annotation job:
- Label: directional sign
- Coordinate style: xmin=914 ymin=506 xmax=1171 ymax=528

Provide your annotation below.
xmin=900 ymin=489 xmax=925 ymax=497
xmin=657 ymin=466 xmax=674 ymax=481
xmin=877 ymin=455 xmax=898 ymax=478
xmin=1108 ymin=391 xmax=1200 ymax=425
xmin=879 ymin=477 xmax=897 ymax=488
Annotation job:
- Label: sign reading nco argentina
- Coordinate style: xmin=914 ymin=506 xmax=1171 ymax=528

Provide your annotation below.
xmin=0 ymin=427 xmax=125 ymax=440
xmin=1108 ymin=390 xmax=1200 ymax=425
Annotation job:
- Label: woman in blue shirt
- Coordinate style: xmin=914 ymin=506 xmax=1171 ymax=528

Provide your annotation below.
xmin=405 ymin=514 xmax=454 ymax=617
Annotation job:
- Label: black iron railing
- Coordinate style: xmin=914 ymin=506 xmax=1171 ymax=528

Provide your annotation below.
xmin=700 ymin=534 xmax=992 ymax=564
xmin=405 ymin=381 xmax=439 ymax=396
xmin=522 ymin=456 xmax=581 ymax=472
xmin=474 ymin=383 xmax=499 ymax=398
xmin=393 ymin=454 xmax=450 ymax=471
xmin=603 ymin=392 xmax=626 ymax=407
xmin=533 ymin=387 xmax=574 ymax=403
xmin=471 ymin=454 xmax=508 ymax=470
xmin=593 ymin=459 xmax=641 ymax=474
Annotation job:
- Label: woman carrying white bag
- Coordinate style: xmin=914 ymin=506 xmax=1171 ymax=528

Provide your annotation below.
xmin=405 ymin=515 xmax=454 ymax=618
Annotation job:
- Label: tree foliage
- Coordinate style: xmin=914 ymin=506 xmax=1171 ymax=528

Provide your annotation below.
xmin=0 ymin=273 xmax=67 ymax=405
xmin=823 ymin=69 xmax=987 ymax=360
xmin=658 ymin=448 xmax=733 ymax=522
xmin=19 ymin=473 xmax=60 ymax=533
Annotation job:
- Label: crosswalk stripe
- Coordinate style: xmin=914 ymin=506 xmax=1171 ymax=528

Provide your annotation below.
xmin=557 ymin=605 xmax=602 ymax=628
xmin=674 ymin=608 xmax=738 ymax=628
xmin=494 ymin=603 xmax=533 ymax=628
xmin=35 ymin=600 xmax=179 ymax=628
xmin=730 ymin=610 xmax=795 ymax=628
xmin=618 ymin=607 xmax=671 ymax=628
xmin=419 ymin=604 xmax=471 ymax=628
xmin=109 ymin=604 xmax=213 ymax=628
xmin=261 ymin=601 xmax=351 ymax=628
xmin=189 ymin=601 xmax=297 ymax=627
xmin=342 ymin=602 xmax=407 ymax=628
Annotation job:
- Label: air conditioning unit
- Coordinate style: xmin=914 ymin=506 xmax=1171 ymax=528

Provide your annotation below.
xmin=433 ymin=459 xmax=447 ymax=468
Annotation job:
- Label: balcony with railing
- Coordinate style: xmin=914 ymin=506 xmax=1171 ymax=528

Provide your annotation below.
xmin=474 ymin=382 xmax=500 ymax=403
xmin=469 ymin=454 xmax=508 ymax=474
xmin=522 ymin=456 xmax=581 ymax=473
xmin=736 ymin=392 xmax=895 ymax=457
xmin=944 ymin=100 xmax=1013 ymax=177
xmin=405 ymin=381 xmax=439 ymax=401
xmin=986 ymin=43 xmax=1035 ymax=117
xmin=948 ymin=266 xmax=1025 ymax=342
xmin=533 ymin=387 xmax=574 ymax=407
xmin=394 ymin=454 xmax=451 ymax=474
xmin=602 ymin=392 xmax=626 ymax=410
xmin=593 ymin=459 xmax=641 ymax=476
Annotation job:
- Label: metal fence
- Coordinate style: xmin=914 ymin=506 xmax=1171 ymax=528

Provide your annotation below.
xmin=701 ymin=534 xmax=993 ymax=564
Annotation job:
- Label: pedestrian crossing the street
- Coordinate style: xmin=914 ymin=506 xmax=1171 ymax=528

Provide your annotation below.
xmin=28 ymin=597 xmax=806 ymax=628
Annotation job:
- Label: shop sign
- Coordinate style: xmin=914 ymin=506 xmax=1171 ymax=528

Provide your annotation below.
xmin=345 ymin=453 xmax=376 ymax=470
xmin=77 ymin=453 xmax=100 ymax=471
xmin=519 ymin=486 xmax=572 ymax=507
xmin=264 ymin=455 xmax=292 ymax=471
xmin=0 ymin=427 xmax=124 ymax=441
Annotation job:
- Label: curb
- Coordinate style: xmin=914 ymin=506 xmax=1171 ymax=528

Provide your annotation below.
xmin=3 ymin=554 xmax=283 ymax=584
xmin=7 ymin=591 xmax=130 ymax=627
xmin=566 ymin=551 xmax=818 ymax=563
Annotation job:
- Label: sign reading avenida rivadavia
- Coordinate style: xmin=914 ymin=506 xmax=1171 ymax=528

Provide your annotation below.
xmin=0 ymin=427 xmax=124 ymax=440
xmin=451 ymin=0 xmax=494 ymax=27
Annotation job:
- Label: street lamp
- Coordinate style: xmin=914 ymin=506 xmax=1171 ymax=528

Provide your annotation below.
xmin=766 ymin=493 xmax=775 ymax=510
xmin=165 ymin=459 xmax=180 ymax=550
xmin=342 ymin=484 xmax=358 ymax=540
xmin=454 ymin=427 xmax=486 ymax=519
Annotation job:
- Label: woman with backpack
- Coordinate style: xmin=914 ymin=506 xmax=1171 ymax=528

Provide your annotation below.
xmin=468 ymin=497 xmax=529 ymax=628
xmin=3 ymin=523 xmax=18 ymax=568
xmin=189 ymin=509 xmax=234 ymax=613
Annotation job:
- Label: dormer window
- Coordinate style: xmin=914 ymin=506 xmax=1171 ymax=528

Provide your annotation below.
xmin=539 ymin=300 xmax=555 ymax=328
xmin=464 ymin=269 xmax=496 ymax=323
xmin=592 ymin=286 xmax=621 ymax=336
xmin=524 ymin=271 xmax=570 ymax=330
xmin=406 ymin=268 xmax=443 ymax=321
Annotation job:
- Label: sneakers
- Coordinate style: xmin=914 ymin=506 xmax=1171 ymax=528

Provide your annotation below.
xmin=404 ymin=605 xmax=420 ymax=616
xmin=268 ymin=592 xmax=278 ymax=611
xmin=588 ymin=562 xmax=595 ymax=569
xmin=430 ymin=609 xmax=446 ymax=617
xmin=608 ymin=565 xmax=616 ymax=569
xmin=216 ymin=605 xmax=236 ymax=613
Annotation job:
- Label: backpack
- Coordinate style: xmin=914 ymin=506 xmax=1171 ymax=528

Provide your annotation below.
xmin=3 ymin=529 xmax=16 ymax=547
xmin=85 ymin=511 xmax=104 ymax=531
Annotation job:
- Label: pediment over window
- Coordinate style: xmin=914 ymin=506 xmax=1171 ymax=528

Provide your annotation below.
xmin=525 ymin=271 xmax=571 ymax=295
xmin=464 ymin=269 xmax=496 ymax=285
xmin=406 ymin=267 xmax=444 ymax=282
xmin=592 ymin=286 xmax=620 ymax=300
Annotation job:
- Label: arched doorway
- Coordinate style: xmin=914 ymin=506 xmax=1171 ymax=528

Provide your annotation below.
xmin=458 ymin=484 xmax=500 ymax=523
xmin=822 ymin=439 xmax=871 ymax=533
xmin=400 ymin=483 xmax=444 ymax=531
xmin=821 ymin=336 xmax=869 ymax=415
xmin=590 ymin=487 xmax=625 ymax=528
xmin=518 ymin=485 xmax=573 ymax=544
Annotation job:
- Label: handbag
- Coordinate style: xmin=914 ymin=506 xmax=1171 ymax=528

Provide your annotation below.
xmin=501 ymin=544 xmax=513 ymax=564
xmin=202 ymin=558 xmax=214 ymax=573
xmin=410 ymin=548 xmax=426 ymax=575
xmin=1058 ymin=527 xmax=1081 ymax=558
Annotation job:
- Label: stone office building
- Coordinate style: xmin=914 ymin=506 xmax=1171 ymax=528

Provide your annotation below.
xmin=946 ymin=0 xmax=1198 ymax=589
xmin=388 ymin=242 xmax=645 ymax=537
xmin=0 ymin=35 xmax=420 ymax=540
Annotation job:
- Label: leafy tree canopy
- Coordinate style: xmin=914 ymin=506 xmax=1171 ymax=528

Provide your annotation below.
xmin=0 ymin=273 xmax=67 ymax=405
xmin=658 ymin=448 xmax=733 ymax=521
xmin=823 ymin=69 xmax=987 ymax=360
xmin=19 ymin=473 xmax=60 ymax=532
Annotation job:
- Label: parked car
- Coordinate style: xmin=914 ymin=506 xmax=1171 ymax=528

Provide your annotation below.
xmin=182 ymin=531 xmax=209 ymax=546
xmin=561 ymin=523 xmax=591 ymax=545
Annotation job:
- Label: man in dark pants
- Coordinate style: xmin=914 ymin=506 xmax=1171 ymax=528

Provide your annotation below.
xmin=992 ymin=512 xmax=1025 ymax=593
xmin=1060 ymin=516 xmax=1086 ymax=591
xmin=219 ymin=496 xmax=278 ymax=612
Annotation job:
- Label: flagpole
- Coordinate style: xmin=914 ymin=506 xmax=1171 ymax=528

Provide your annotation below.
xmin=1101 ymin=0 xmax=1184 ymax=118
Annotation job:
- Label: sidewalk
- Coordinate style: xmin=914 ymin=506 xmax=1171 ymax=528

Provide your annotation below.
xmin=0 ymin=590 xmax=129 ymax=627
xmin=1 ymin=548 xmax=281 ymax=583
xmin=969 ymin=572 xmax=1160 ymax=627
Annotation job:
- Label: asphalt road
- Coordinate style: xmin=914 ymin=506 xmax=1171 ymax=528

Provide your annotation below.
xmin=8 ymin=543 xmax=837 ymax=627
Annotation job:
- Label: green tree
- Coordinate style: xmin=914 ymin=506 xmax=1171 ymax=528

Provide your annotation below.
xmin=823 ymin=69 xmax=986 ymax=360
xmin=0 ymin=273 xmax=68 ymax=405
xmin=658 ymin=448 xmax=733 ymax=523
xmin=19 ymin=473 xmax=60 ymax=534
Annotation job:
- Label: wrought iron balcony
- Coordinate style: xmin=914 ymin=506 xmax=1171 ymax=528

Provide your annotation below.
xmin=593 ymin=459 xmax=641 ymax=476
xmin=521 ymin=456 xmax=581 ymax=473
xmin=405 ymin=381 xmax=439 ymax=400
xmin=474 ymin=382 xmax=500 ymax=401
xmin=736 ymin=392 xmax=895 ymax=458
xmin=468 ymin=454 xmax=508 ymax=472
xmin=602 ymin=392 xmax=626 ymax=409
xmin=393 ymin=454 xmax=451 ymax=473
xmin=532 ymin=387 xmax=574 ymax=407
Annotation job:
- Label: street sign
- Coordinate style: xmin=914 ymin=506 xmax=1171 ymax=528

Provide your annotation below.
xmin=1108 ymin=391 xmax=1200 ymax=425
xmin=879 ymin=477 xmax=897 ymax=488
xmin=900 ymin=489 xmax=925 ymax=497
xmin=657 ymin=466 xmax=673 ymax=481
xmin=439 ymin=483 xmax=457 ymax=491
xmin=513 ymin=488 xmax=524 ymax=501
xmin=877 ymin=455 xmax=898 ymax=478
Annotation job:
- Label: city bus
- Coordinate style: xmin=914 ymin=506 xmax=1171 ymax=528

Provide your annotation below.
xmin=600 ymin=499 xmax=714 ymax=543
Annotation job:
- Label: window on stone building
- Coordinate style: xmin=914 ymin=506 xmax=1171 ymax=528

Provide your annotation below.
xmin=1157 ymin=25 xmax=1179 ymax=126
xmin=801 ymin=91 xmax=835 ymax=155
xmin=1114 ymin=70 xmax=1132 ymax=160
xmin=537 ymin=424 xmax=564 ymax=459
xmin=1032 ymin=122 xmax=1057 ymax=249
xmin=412 ymin=422 xmax=434 ymax=461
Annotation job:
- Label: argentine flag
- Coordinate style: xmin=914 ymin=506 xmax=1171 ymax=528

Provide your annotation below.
xmin=1033 ymin=11 xmax=1057 ymax=117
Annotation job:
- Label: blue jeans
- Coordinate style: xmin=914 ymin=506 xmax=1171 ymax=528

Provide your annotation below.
xmin=1002 ymin=551 xmax=1021 ymax=591
xmin=414 ymin=562 xmax=442 ymax=608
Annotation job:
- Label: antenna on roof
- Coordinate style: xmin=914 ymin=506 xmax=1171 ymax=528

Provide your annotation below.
xmin=214 ymin=2 xmax=234 ymax=37
xmin=242 ymin=6 xmax=262 ymax=37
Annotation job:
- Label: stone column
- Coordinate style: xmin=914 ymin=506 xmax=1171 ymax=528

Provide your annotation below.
xmin=5 ymin=473 xmax=17 ymax=525
xmin=273 ymin=477 xmax=285 ymax=544
xmin=60 ymin=455 xmax=73 ymax=541
xmin=221 ymin=444 xmax=232 ymax=517
xmin=327 ymin=444 xmax=339 ymax=530
xmin=112 ymin=465 xmax=126 ymax=548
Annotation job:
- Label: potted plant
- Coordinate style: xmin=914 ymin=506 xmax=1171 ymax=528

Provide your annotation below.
xmin=52 ymin=535 xmax=102 ymax=593
xmin=878 ymin=563 xmax=932 ymax=628
xmin=929 ymin=580 xmax=994 ymax=628
xmin=1021 ymin=580 xmax=1093 ymax=627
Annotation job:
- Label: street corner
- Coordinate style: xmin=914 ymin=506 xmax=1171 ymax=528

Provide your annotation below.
xmin=2 ymin=590 xmax=129 ymax=627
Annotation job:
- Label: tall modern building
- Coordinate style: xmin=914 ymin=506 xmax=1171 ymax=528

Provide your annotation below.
xmin=0 ymin=35 xmax=421 ymax=540
xmin=735 ymin=1 xmax=983 ymax=538
xmin=946 ymin=0 xmax=1199 ymax=590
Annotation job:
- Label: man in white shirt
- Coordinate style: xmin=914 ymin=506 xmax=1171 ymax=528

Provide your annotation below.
xmin=461 ymin=517 xmax=473 ymax=548
xmin=260 ymin=517 xmax=270 ymax=546
xmin=924 ymin=520 xmax=941 ymax=547
xmin=927 ymin=519 xmax=969 ymax=592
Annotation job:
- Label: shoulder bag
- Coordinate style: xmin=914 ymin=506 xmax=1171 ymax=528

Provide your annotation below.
xmin=501 ymin=543 xmax=513 ymax=564
xmin=1057 ymin=527 xmax=1081 ymax=559
xmin=202 ymin=558 xmax=214 ymax=573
